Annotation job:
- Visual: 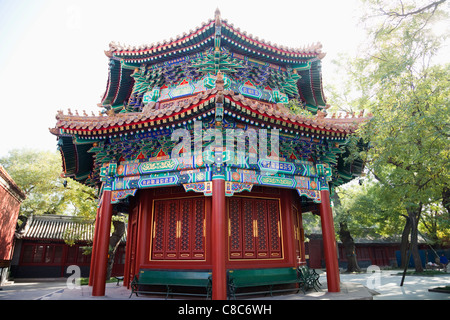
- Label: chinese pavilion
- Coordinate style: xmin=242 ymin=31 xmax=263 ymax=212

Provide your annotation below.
xmin=50 ymin=9 xmax=369 ymax=299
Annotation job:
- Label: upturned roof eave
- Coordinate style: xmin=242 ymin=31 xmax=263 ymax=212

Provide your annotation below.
xmin=105 ymin=19 xmax=216 ymax=61
xmin=104 ymin=12 xmax=325 ymax=65
xmin=51 ymin=91 xmax=370 ymax=140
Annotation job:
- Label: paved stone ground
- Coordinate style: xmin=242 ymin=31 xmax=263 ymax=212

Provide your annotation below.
xmin=1 ymin=269 xmax=448 ymax=300
xmin=0 ymin=280 xmax=68 ymax=300
xmin=339 ymin=270 xmax=450 ymax=300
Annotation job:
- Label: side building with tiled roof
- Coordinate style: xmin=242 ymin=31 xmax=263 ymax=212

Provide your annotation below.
xmin=0 ymin=165 xmax=26 ymax=285
xmin=10 ymin=214 xmax=126 ymax=279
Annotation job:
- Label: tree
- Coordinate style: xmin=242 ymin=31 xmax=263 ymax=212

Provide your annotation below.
xmin=1 ymin=148 xmax=128 ymax=279
xmin=0 ymin=148 xmax=100 ymax=245
xmin=106 ymin=207 xmax=128 ymax=280
xmin=334 ymin=178 xmax=407 ymax=270
xmin=420 ymin=203 xmax=450 ymax=247
xmin=333 ymin=190 xmax=361 ymax=272
xmin=0 ymin=149 xmax=97 ymax=218
xmin=346 ymin=0 xmax=449 ymax=272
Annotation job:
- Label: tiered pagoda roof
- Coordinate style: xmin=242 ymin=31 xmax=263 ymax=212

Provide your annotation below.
xmin=101 ymin=9 xmax=327 ymax=113
xmin=50 ymin=9 xmax=370 ymax=191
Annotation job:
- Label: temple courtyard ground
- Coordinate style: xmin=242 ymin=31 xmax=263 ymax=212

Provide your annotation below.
xmin=0 ymin=269 xmax=448 ymax=300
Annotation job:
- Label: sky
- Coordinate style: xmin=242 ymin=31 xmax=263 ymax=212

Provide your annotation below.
xmin=0 ymin=0 xmax=372 ymax=157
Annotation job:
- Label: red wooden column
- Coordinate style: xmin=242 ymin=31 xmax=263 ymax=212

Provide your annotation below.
xmin=122 ymin=197 xmax=136 ymax=288
xmin=281 ymin=189 xmax=296 ymax=265
xmin=136 ymin=190 xmax=151 ymax=271
xmin=123 ymin=210 xmax=132 ymax=287
xmin=211 ymin=178 xmax=227 ymax=300
xmin=319 ymin=189 xmax=340 ymax=292
xmin=299 ymin=211 xmax=306 ymax=264
xmin=88 ymin=206 xmax=101 ymax=286
xmin=92 ymin=190 xmax=113 ymax=296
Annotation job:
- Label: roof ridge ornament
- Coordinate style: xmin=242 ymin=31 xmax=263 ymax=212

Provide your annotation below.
xmin=215 ymin=8 xmax=221 ymax=24
xmin=214 ymin=8 xmax=222 ymax=52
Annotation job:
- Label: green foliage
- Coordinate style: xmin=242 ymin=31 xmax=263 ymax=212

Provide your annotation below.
xmin=0 ymin=148 xmax=98 ymax=219
xmin=363 ymin=2 xmax=447 ymax=190
xmin=335 ymin=179 xmax=406 ymax=239
xmin=287 ymin=99 xmax=315 ymax=118
xmin=356 ymin=50 xmax=450 ymax=197
xmin=302 ymin=212 xmax=321 ymax=237
xmin=327 ymin=0 xmax=450 ymax=246
xmin=1 ymin=149 xmax=64 ymax=215
xmin=420 ymin=202 xmax=450 ymax=245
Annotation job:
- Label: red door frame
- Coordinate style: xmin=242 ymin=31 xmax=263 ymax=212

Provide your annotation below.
xmin=128 ymin=187 xmax=298 ymax=269
xmin=125 ymin=187 xmax=303 ymax=297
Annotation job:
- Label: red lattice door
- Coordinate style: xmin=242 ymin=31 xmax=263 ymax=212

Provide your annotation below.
xmin=152 ymin=198 xmax=205 ymax=260
xmin=228 ymin=198 xmax=282 ymax=260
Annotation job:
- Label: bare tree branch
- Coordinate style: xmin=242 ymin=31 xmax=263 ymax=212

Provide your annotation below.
xmin=375 ymin=0 xmax=447 ymax=35
xmin=381 ymin=0 xmax=446 ymax=17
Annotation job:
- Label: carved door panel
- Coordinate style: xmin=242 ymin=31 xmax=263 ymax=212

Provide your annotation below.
xmin=165 ymin=200 xmax=179 ymax=259
xmin=266 ymin=199 xmax=282 ymax=259
xmin=191 ymin=198 xmax=206 ymax=259
xmin=152 ymin=200 xmax=167 ymax=260
xmin=243 ymin=198 xmax=256 ymax=258
xmin=229 ymin=197 xmax=243 ymax=259
xmin=152 ymin=198 xmax=205 ymax=260
xmin=178 ymin=200 xmax=192 ymax=259
xmin=128 ymin=204 xmax=138 ymax=284
xmin=228 ymin=197 xmax=282 ymax=260
xmin=292 ymin=206 xmax=301 ymax=261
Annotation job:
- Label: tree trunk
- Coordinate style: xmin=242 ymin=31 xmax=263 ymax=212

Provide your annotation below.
xmin=407 ymin=204 xmax=423 ymax=273
xmin=339 ymin=222 xmax=361 ymax=272
xmin=106 ymin=217 xmax=126 ymax=279
xmin=400 ymin=216 xmax=411 ymax=269
xmin=443 ymin=186 xmax=450 ymax=216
